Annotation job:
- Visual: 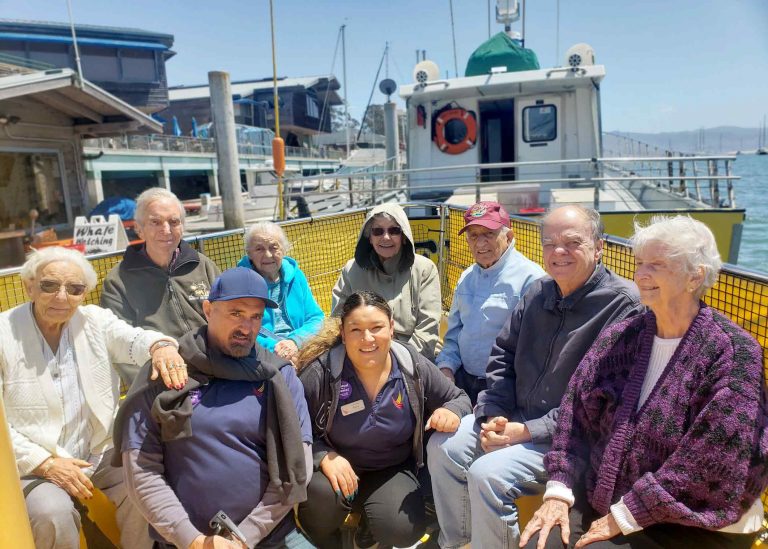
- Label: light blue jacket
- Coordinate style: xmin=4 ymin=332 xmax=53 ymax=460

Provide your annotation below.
xmin=237 ymin=255 xmax=325 ymax=351
xmin=437 ymin=245 xmax=545 ymax=377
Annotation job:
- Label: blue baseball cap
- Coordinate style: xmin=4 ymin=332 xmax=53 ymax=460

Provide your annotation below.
xmin=207 ymin=267 xmax=278 ymax=308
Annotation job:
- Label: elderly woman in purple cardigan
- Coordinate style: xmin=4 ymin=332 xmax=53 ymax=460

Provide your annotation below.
xmin=520 ymin=215 xmax=768 ymax=549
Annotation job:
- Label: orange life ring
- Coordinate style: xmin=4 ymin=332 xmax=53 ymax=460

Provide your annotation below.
xmin=434 ymin=108 xmax=477 ymax=155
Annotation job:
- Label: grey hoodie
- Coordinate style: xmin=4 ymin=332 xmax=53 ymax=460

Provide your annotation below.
xmin=332 ymin=203 xmax=441 ymax=360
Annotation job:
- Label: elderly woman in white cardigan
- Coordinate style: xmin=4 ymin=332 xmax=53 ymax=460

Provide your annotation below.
xmin=0 ymin=247 xmax=187 ymax=549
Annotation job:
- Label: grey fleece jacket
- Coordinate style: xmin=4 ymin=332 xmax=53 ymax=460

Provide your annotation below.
xmin=475 ymin=264 xmax=645 ymax=444
xmin=101 ymin=240 xmax=219 ymax=339
xmin=298 ymin=340 xmax=472 ymax=471
xmin=332 ymin=203 xmax=442 ymax=360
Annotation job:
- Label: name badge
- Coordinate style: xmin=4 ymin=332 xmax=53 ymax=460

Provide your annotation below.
xmin=340 ymin=399 xmax=365 ymax=416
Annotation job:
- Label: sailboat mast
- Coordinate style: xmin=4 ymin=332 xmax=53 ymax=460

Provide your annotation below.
xmin=342 ymin=24 xmax=350 ymax=158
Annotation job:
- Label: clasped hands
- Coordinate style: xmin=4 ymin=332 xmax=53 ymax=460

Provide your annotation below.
xmin=480 ymin=416 xmax=531 ymax=453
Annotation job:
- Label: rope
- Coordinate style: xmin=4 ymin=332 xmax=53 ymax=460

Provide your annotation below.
xmin=356 ymin=44 xmax=387 ymax=143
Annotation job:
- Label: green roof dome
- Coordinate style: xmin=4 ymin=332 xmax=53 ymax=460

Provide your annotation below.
xmin=465 ymin=32 xmax=540 ymax=77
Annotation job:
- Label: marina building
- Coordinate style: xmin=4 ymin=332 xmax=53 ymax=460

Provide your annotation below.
xmin=0 ymin=19 xmax=175 ymax=113
xmin=161 ymin=76 xmax=343 ymax=146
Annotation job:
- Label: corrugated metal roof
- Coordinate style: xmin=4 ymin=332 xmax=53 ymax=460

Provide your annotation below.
xmin=0 ymin=19 xmax=174 ymax=48
xmin=169 ymin=76 xmax=340 ymax=101
xmin=0 ymin=32 xmax=167 ymax=50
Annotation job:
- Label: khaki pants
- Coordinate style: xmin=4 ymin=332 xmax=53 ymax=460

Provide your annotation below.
xmin=21 ymin=450 xmax=152 ymax=549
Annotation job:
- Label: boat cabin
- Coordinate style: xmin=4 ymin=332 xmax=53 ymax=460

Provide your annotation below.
xmin=401 ymin=39 xmax=604 ymax=212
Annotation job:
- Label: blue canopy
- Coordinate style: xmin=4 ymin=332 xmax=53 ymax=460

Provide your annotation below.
xmin=88 ymin=197 xmax=136 ymax=221
xmin=172 ymin=115 xmax=182 ymax=137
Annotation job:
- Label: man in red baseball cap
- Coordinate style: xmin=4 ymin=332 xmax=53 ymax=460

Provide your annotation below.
xmin=438 ymin=201 xmax=545 ymax=403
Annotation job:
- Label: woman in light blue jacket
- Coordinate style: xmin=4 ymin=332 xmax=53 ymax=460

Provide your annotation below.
xmin=238 ymin=221 xmax=324 ymax=361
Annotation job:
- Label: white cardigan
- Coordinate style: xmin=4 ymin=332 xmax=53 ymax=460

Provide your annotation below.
xmin=0 ymin=303 xmax=165 ymax=476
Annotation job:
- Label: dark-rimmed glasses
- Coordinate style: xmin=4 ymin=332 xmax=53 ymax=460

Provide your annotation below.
xmin=38 ymin=280 xmax=87 ymax=296
xmin=371 ymin=226 xmax=402 ymax=237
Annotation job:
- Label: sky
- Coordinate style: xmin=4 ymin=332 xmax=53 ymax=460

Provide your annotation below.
xmin=2 ymin=0 xmax=767 ymax=133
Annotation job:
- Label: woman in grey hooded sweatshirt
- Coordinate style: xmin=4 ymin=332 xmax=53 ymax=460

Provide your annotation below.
xmin=332 ymin=204 xmax=441 ymax=360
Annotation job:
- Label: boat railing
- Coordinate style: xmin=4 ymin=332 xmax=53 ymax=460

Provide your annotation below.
xmin=599 ymin=155 xmax=737 ymax=208
xmin=278 ymin=155 xmax=739 ymax=212
xmin=82 ymin=136 xmax=344 ymax=160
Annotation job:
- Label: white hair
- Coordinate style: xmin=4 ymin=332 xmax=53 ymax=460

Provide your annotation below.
xmin=20 ymin=247 xmax=98 ymax=291
xmin=135 ymin=187 xmax=185 ymax=225
xmin=244 ymin=221 xmax=292 ymax=253
xmin=630 ymin=215 xmax=722 ymax=298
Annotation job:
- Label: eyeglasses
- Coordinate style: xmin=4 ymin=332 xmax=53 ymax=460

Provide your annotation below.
xmin=38 ymin=280 xmax=87 ymax=296
xmin=371 ymin=226 xmax=402 ymax=237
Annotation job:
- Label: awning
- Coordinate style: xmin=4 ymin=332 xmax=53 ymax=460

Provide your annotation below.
xmin=0 ymin=68 xmax=162 ymax=135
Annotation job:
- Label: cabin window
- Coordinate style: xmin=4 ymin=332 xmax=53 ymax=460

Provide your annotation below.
xmin=121 ymin=50 xmax=157 ymax=82
xmin=0 ymin=151 xmax=67 ymax=231
xmin=523 ymin=104 xmax=557 ymax=142
xmin=306 ymin=95 xmax=319 ymax=119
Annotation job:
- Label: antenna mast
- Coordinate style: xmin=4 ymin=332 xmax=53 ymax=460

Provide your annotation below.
xmin=449 ymin=0 xmax=459 ymax=78
xmin=66 ymin=0 xmax=84 ymax=86
xmin=341 ymin=24 xmax=350 ymax=158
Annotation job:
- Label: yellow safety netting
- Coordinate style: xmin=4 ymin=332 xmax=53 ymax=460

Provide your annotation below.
xmin=0 ymin=204 xmax=766 ymax=543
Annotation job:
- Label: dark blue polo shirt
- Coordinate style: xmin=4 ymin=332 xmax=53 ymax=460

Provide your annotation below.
xmin=328 ymin=354 xmax=416 ymax=472
xmin=123 ymin=365 xmax=312 ymax=543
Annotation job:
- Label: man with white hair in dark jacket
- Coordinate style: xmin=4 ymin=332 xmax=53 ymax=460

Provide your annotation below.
xmin=427 ymin=205 xmax=644 ymax=549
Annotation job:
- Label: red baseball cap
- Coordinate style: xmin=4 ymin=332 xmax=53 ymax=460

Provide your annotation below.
xmin=458 ymin=201 xmax=510 ymax=235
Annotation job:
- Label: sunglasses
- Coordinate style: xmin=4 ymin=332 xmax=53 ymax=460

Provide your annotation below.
xmin=38 ymin=280 xmax=87 ymax=296
xmin=371 ymin=226 xmax=402 ymax=237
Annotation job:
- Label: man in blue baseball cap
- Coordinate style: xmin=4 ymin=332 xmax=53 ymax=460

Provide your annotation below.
xmin=114 ymin=267 xmax=313 ymax=548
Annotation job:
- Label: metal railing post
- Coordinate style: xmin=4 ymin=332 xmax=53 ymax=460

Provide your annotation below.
xmin=708 ymin=160 xmax=720 ymax=206
xmin=475 ymin=167 xmax=481 ymax=203
xmin=437 ymin=204 xmax=449 ymax=308
xmin=348 ymin=177 xmax=354 ymax=207
xmin=371 ymin=175 xmax=377 ymax=204
xmin=692 ymin=159 xmax=702 ymax=202
xmin=666 ymin=151 xmax=674 ymax=191
xmin=591 ymin=158 xmax=600 ymax=210
xmin=678 ymin=159 xmax=687 ymax=196
xmin=726 ymin=160 xmax=735 ymax=207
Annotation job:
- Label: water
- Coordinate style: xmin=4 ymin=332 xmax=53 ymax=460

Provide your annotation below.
xmin=732 ymin=155 xmax=768 ymax=273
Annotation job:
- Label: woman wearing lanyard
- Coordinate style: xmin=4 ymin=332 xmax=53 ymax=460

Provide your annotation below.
xmin=296 ymin=291 xmax=471 ymax=549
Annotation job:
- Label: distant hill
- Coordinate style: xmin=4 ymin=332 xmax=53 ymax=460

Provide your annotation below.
xmin=603 ymin=126 xmax=764 ymax=155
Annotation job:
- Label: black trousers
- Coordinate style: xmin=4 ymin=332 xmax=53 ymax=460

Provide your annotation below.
xmin=523 ymin=496 xmax=757 ymax=549
xmin=297 ymin=461 xmax=427 ymax=549
xmin=454 ymin=366 xmax=487 ymax=406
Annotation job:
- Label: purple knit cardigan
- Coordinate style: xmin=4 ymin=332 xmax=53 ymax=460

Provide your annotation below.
xmin=545 ymin=304 xmax=768 ymax=530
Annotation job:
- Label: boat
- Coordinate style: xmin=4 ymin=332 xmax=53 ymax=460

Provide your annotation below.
xmin=758 ymin=115 xmax=767 ymax=155
xmin=277 ymin=1 xmax=744 ymax=263
xmin=391 ymin=0 xmax=745 ymax=263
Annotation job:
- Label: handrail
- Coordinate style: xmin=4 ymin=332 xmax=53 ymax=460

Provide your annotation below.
xmin=283 ymin=155 xmax=736 ymax=182
xmin=82 ymin=136 xmax=344 ymax=160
